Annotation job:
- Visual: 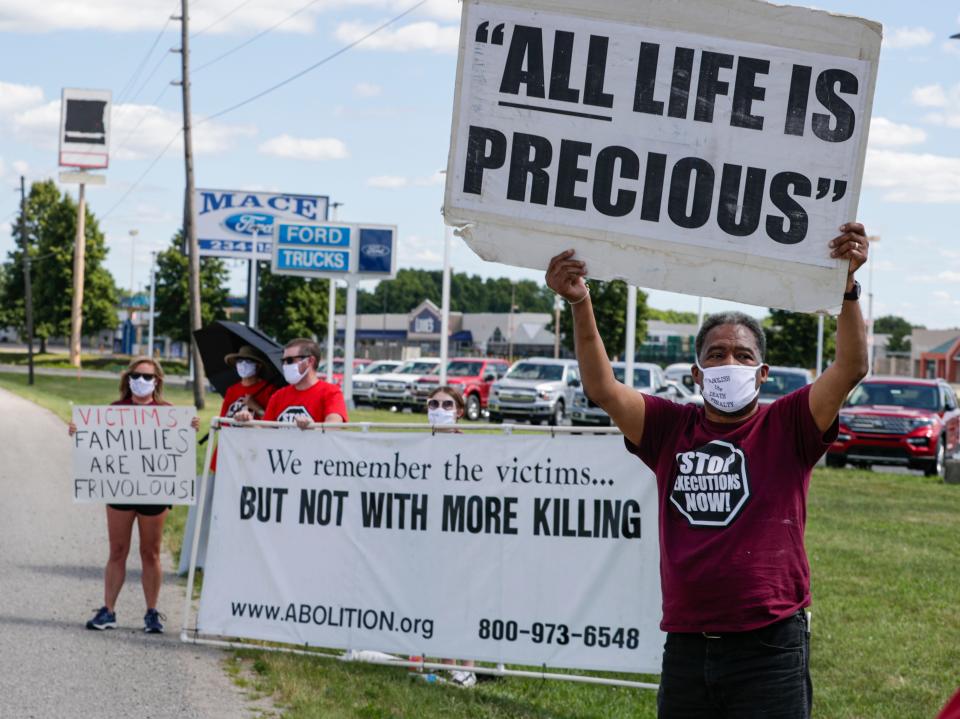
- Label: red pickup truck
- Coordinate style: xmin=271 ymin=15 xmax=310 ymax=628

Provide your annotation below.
xmin=412 ymin=358 xmax=510 ymax=421
xmin=827 ymin=377 xmax=960 ymax=477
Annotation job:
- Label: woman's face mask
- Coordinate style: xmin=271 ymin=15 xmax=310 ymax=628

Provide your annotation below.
xmin=236 ymin=359 xmax=258 ymax=379
xmin=130 ymin=376 xmax=156 ymax=398
xmin=695 ymin=359 xmax=763 ymax=414
xmin=428 ymin=408 xmax=458 ymax=425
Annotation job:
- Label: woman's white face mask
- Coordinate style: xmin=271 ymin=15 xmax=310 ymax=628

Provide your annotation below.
xmin=235 ymin=359 xmax=258 ymax=379
xmin=695 ymin=360 xmax=763 ymax=413
xmin=130 ymin=376 xmax=156 ymax=398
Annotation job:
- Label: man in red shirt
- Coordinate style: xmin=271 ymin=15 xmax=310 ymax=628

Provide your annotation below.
xmin=236 ymin=338 xmax=347 ymax=427
xmin=546 ymin=223 xmax=870 ymax=718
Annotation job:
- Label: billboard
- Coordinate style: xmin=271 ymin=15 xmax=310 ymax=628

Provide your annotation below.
xmin=443 ymin=0 xmax=881 ymax=313
xmin=59 ymin=88 xmax=112 ymax=169
xmin=194 ymin=189 xmax=330 ymax=260
xmin=271 ymin=222 xmax=398 ymax=280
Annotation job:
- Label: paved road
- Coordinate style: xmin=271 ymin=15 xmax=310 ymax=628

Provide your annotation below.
xmin=0 ymin=388 xmax=255 ymax=718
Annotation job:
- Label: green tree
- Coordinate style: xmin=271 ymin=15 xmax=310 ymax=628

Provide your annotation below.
xmin=1 ymin=180 xmax=117 ymax=352
xmin=559 ymin=280 xmax=649 ymax=359
xmin=256 ymin=262 xmax=331 ymax=342
xmin=874 ymin=314 xmax=915 ymax=353
xmin=764 ymin=309 xmax=837 ymax=368
xmin=648 ymin=308 xmax=699 ymax=324
xmin=153 ymin=232 xmax=230 ymax=344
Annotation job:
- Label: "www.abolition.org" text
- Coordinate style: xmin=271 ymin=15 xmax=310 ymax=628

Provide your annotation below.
xmin=230 ymin=601 xmax=435 ymax=639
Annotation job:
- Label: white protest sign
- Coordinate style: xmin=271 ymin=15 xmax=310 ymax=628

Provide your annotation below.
xmin=71 ymin=405 xmax=197 ymax=505
xmin=444 ymin=0 xmax=881 ymax=313
xmin=198 ymin=428 xmax=664 ymax=673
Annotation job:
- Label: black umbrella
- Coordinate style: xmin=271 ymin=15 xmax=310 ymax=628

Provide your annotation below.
xmin=193 ymin=320 xmax=285 ymax=396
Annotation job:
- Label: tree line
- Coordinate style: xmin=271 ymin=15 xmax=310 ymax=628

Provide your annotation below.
xmin=0 ymin=180 xmax=922 ymax=367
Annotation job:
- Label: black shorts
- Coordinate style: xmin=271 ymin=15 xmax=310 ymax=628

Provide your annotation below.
xmin=107 ymin=504 xmax=171 ymax=516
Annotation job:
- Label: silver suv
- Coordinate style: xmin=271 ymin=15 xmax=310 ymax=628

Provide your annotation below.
xmin=488 ymin=358 xmax=580 ymax=425
xmin=371 ymin=358 xmax=442 ymax=410
xmin=351 ymin=360 xmax=402 ymax=406
xmin=571 ymin=362 xmax=666 ymax=426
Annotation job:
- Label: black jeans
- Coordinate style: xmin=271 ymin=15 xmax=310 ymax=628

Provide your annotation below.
xmin=658 ymin=611 xmax=811 ymax=719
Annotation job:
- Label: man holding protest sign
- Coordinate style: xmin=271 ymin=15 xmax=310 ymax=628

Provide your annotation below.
xmin=235 ymin=338 xmax=347 ymax=427
xmin=546 ymin=223 xmax=869 ymax=717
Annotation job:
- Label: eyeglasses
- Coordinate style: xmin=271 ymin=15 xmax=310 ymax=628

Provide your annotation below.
xmin=282 ymin=355 xmax=311 ymax=365
xmin=427 ymin=399 xmax=456 ymax=411
xmin=129 ymin=372 xmax=155 ymax=381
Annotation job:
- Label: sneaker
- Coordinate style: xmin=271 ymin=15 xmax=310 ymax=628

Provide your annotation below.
xmin=449 ymin=670 xmax=477 ymax=688
xmin=143 ymin=608 xmax=165 ymax=634
xmin=86 ymin=606 xmax=117 ymax=630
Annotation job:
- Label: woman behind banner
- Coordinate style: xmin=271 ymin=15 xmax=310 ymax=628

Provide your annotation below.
xmin=178 ymin=345 xmax=276 ymax=576
xmin=68 ymin=357 xmax=199 ymax=633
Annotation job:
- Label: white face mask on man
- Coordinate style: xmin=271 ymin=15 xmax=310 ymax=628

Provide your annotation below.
xmin=235 ymin=359 xmax=258 ymax=379
xmin=283 ymin=359 xmax=309 ymax=385
xmin=695 ymin=360 xmax=763 ymax=413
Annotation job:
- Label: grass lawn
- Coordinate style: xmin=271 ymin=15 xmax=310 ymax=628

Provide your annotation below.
xmin=0 ymin=348 xmax=190 ymax=375
xmin=3 ymin=371 xmax=958 ymax=718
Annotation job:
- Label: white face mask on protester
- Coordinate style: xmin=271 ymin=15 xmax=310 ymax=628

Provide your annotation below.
xmin=696 ymin=360 xmax=763 ymax=414
xmin=283 ymin=359 xmax=309 ymax=385
xmin=235 ymin=359 xmax=258 ymax=379
xmin=428 ymin=408 xmax=457 ymax=425
xmin=130 ymin=376 xmax=156 ymax=398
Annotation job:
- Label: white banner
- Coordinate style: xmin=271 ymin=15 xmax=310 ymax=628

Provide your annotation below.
xmin=444 ymin=0 xmax=881 ymax=313
xmin=198 ymin=428 xmax=664 ymax=673
xmin=71 ymin=405 xmax=197 ymax=505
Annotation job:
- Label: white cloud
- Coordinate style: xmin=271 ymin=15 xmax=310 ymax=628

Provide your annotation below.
xmin=368 ymin=175 xmax=409 ymax=189
xmin=367 ymin=170 xmax=444 ymax=188
xmin=353 ymin=82 xmax=382 ymax=98
xmin=12 ymin=160 xmax=30 ymax=175
xmin=334 ymin=20 xmax=458 ymax=52
xmin=868 ymin=118 xmax=926 ymax=148
xmin=863 ymin=149 xmax=960 ymax=204
xmin=882 ymin=26 xmax=934 ymax=49
xmin=258 ymin=134 xmax=349 ymax=161
xmin=400 ymin=233 xmax=442 ymax=264
xmin=0 ymin=81 xmax=43 ymax=114
xmin=912 ymin=84 xmax=948 ymax=107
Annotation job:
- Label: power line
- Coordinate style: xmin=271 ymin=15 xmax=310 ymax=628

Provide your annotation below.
xmin=116 ymin=7 xmax=178 ymax=104
xmin=193 ymin=0 xmax=323 ymax=74
xmin=202 ymin=0 xmax=427 ymax=123
xmin=100 ymin=130 xmax=183 ymax=221
xmin=113 ymin=84 xmax=172 ymax=159
xmin=191 ymin=0 xmax=257 ymax=38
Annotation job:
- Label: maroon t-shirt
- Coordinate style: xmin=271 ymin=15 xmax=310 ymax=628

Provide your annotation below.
xmin=625 ymin=385 xmax=837 ymax=633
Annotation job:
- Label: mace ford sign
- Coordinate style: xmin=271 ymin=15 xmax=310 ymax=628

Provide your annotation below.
xmin=271 ymin=222 xmax=397 ymax=280
xmin=195 ymin=189 xmax=330 ymax=260
xmin=443 ymin=0 xmax=881 ymax=313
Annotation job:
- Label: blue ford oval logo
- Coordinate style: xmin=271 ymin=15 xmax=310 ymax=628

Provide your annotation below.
xmin=361 ymin=244 xmax=390 ymax=258
xmin=223 ymin=213 xmax=274 ymax=236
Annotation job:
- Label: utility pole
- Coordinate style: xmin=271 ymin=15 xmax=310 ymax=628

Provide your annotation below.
xmin=19 ymin=176 xmax=35 ymax=385
xmin=148 ymin=252 xmax=157 ymax=358
xmin=68 ymin=183 xmax=87 ymax=367
xmin=175 ymin=0 xmax=205 ymax=408
xmin=326 ymin=202 xmax=343 ymax=383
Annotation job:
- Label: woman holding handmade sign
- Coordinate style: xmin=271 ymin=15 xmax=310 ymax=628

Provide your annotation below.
xmin=178 ymin=345 xmax=277 ymax=575
xmin=68 ymin=357 xmax=200 ymax=633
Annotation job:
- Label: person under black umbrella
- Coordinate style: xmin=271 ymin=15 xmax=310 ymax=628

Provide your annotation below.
xmin=178 ymin=345 xmax=278 ymax=575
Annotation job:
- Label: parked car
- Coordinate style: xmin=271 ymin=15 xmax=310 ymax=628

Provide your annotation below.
xmin=656 ymin=379 xmax=705 ymax=407
xmin=318 ymin=358 xmax=372 ymax=387
xmin=758 ymin=366 xmax=813 ymax=405
xmin=371 ymin=358 xmax=442 ymax=410
xmin=664 ymin=362 xmax=699 ymax=394
xmin=412 ymin=358 xmax=510 ymax=420
xmin=488 ymin=358 xmax=580 ymax=425
xmin=827 ymin=377 xmax=960 ymax=477
xmin=351 ymin=360 xmax=403 ymax=405
xmin=570 ymin=362 xmax=666 ymax=426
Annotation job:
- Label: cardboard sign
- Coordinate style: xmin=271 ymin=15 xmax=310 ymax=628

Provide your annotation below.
xmin=444 ymin=0 xmax=881 ymax=312
xmin=71 ymin=405 xmax=197 ymax=505
xmin=198 ymin=429 xmax=664 ymax=673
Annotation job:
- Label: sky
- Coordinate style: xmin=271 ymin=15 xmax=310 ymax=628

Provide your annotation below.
xmin=0 ymin=0 xmax=958 ymax=328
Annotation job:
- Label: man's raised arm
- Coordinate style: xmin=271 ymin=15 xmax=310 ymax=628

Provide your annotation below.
xmin=545 ymin=251 xmax=646 ymax=445
xmin=809 ymin=223 xmax=870 ymax=432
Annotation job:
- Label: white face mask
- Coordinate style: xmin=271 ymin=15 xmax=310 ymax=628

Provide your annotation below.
xmin=130 ymin=376 xmax=156 ymax=398
xmin=236 ymin=359 xmax=258 ymax=379
xmin=696 ymin=360 xmax=762 ymax=414
xmin=428 ymin=408 xmax=457 ymax=426
xmin=283 ymin=360 xmax=309 ymax=385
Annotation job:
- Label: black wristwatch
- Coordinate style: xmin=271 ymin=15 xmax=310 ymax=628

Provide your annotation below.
xmin=843 ymin=279 xmax=861 ymax=302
